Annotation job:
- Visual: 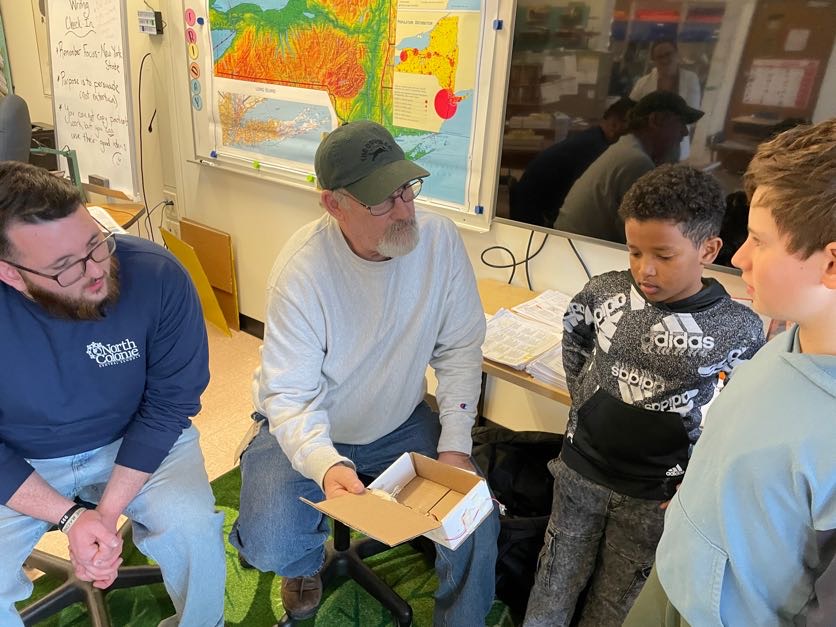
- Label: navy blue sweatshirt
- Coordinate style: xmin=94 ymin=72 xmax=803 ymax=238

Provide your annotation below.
xmin=0 ymin=235 xmax=209 ymax=504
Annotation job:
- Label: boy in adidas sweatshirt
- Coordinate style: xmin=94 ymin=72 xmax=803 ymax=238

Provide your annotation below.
xmin=524 ymin=165 xmax=765 ymax=627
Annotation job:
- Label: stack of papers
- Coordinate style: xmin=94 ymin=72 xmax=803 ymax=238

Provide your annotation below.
xmin=525 ymin=344 xmax=567 ymax=388
xmin=483 ymin=309 xmax=562 ymax=370
xmin=482 ymin=289 xmax=573 ymax=385
xmin=512 ymin=290 xmax=572 ymax=326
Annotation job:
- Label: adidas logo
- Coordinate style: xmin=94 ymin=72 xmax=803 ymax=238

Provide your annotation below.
xmin=644 ymin=389 xmax=699 ymax=416
xmin=642 ymin=314 xmax=715 ymax=356
xmin=698 ymin=347 xmax=749 ymax=377
xmin=591 ymin=293 xmax=627 ymax=354
xmin=666 ymin=464 xmax=685 ymax=477
xmin=630 ymin=285 xmax=647 ymax=311
xmin=563 ymin=302 xmax=587 ymax=331
xmin=611 ymin=362 xmax=667 ymax=402
xmin=86 ymin=338 xmax=141 ymax=368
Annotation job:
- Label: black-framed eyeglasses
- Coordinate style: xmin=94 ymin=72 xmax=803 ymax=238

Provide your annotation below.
xmin=2 ymin=232 xmax=117 ymax=287
xmin=350 ymin=179 xmax=424 ymax=217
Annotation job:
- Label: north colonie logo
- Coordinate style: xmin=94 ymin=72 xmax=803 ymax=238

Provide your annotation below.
xmin=86 ymin=338 xmax=141 ymax=368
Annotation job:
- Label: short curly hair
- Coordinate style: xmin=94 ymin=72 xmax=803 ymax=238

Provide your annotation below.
xmin=618 ymin=164 xmax=725 ymax=246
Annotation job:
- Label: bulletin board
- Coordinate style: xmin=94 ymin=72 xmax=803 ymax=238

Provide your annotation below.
xmin=178 ymin=0 xmax=513 ymax=231
xmin=724 ymin=0 xmax=836 ymax=135
xmin=46 ymin=0 xmax=139 ymax=199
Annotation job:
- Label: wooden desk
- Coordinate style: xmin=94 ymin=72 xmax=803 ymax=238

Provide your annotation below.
xmin=477 ymin=279 xmax=571 ymax=406
xmin=98 ymin=202 xmax=146 ymax=229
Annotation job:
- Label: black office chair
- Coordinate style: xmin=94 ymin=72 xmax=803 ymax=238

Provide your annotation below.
xmin=239 ymin=465 xmax=437 ymax=627
xmin=19 ymin=500 xmax=164 ymax=627
xmin=274 ymin=517 xmax=416 ymax=627
xmin=0 ymin=94 xmax=32 ymax=162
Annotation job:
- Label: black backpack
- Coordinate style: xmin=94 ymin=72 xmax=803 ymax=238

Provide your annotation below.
xmin=472 ymin=426 xmax=563 ymax=617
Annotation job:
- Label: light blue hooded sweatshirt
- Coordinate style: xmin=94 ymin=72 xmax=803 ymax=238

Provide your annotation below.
xmin=656 ymin=326 xmax=836 ymax=626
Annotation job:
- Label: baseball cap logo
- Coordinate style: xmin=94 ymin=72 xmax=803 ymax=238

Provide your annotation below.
xmin=360 ymin=138 xmax=392 ymax=162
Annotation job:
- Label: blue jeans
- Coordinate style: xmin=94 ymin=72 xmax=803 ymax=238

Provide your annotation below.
xmin=0 ymin=426 xmax=225 ymax=627
xmin=230 ymin=401 xmax=500 ymax=626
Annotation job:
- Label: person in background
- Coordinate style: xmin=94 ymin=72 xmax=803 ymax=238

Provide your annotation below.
xmin=555 ymin=92 xmax=702 ymax=243
xmin=713 ymin=119 xmax=809 ymax=267
xmin=630 ymin=39 xmax=701 ymax=161
xmin=229 ymin=120 xmax=499 ymax=624
xmin=0 ymin=162 xmax=224 ymax=626
xmin=525 ymin=165 xmax=765 ymax=627
xmin=715 ymin=190 xmax=750 ymax=267
xmin=625 ymin=119 xmax=836 ymax=627
xmin=510 ymin=97 xmax=635 ymax=227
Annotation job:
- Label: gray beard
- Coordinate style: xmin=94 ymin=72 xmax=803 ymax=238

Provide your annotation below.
xmin=23 ymin=258 xmax=121 ymax=320
xmin=376 ymin=218 xmax=419 ymax=258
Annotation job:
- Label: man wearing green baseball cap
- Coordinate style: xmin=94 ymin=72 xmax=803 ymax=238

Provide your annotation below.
xmin=231 ymin=121 xmax=499 ymax=623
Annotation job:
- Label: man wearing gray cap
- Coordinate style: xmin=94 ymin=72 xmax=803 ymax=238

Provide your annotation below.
xmin=230 ymin=120 xmax=499 ymax=623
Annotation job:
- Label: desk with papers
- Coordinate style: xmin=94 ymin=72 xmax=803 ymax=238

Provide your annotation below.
xmin=477 ymin=280 xmax=572 ymax=406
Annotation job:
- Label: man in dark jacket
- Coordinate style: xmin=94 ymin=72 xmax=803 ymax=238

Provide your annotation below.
xmin=510 ymin=97 xmax=635 ymax=227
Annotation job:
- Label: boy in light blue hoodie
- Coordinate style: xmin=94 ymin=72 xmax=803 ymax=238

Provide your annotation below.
xmin=625 ymin=118 xmax=836 ymax=626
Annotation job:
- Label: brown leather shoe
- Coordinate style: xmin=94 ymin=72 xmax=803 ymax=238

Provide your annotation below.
xmin=280 ymin=574 xmax=322 ymax=619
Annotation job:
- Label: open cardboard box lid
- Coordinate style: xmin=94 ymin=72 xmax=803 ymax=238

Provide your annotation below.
xmin=301 ymin=491 xmax=441 ymax=546
xmin=301 ymin=452 xmax=489 ymax=548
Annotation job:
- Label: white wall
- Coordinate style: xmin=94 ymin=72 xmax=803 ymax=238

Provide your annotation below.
xmin=690 ymin=0 xmax=758 ymax=164
xmin=814 ymin=42 xmax=836 ymax=123
xmin=1 ymin=1 xmax=54 ymax=123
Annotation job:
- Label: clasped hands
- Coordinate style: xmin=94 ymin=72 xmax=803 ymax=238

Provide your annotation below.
xmin=65 ymin=508 xmax=123 ymax=589
xmin=322 ymin=451 xmax=474 ymax=501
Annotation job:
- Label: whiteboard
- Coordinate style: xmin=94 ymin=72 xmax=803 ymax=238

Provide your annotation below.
xmin=179 ymin=0 xmax=513 ymax=231
xmin=46 ymin=0 xmax=138 ymax=199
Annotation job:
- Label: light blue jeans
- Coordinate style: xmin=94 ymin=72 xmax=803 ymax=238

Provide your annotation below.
xmin=0 ymin=425 xmax=225 ymax=627
xmin=230 ymin=401 xmax=500 ymax=626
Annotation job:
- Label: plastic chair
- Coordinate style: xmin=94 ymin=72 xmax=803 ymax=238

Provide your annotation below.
xmin=19 ymin=501 xmax=163 ymax=627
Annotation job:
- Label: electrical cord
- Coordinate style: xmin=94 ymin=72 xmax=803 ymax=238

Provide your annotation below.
xmin=480 ymin=230 xmax=549 ymax=290
xmin=480 ymin=244 xmax=519 ymax=284
xmin=567 ymin=238 xmax=592 ymax=280
xmin=523 ymin=230 xmax=548 ymax=290
xmin=142 ymin=0 xmax=167 ymax=28
xmin=143 ymin=199 xmax=172 ymax=243
xmin=138 ymin=52 xmax=153 ymax=242
xmin=158 ymin=199 xmax=175 ymax=232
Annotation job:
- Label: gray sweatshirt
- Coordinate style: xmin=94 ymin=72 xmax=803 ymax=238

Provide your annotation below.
xmin=253 ymin=211 xmax=485 ymax=486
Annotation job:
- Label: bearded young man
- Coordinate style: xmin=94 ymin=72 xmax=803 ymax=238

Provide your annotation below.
xmin=230 ymin=120 xmax=500 ymax=624
xmin=0 ymin=162 xmax=225 ymax=626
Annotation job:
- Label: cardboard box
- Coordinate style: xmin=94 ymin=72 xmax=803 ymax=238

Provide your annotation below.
xmin=302 ymin=453 xmax=493 ymax=550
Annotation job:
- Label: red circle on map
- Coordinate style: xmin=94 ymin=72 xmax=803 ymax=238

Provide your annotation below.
xmin=400 ymin=50 xmax=409 ymax=62
xmin=434 ymin=89 xmax=458 ymax=119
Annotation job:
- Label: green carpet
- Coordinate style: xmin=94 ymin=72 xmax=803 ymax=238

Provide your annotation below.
xmin=21 ymin=467 xmax=514 ymax=626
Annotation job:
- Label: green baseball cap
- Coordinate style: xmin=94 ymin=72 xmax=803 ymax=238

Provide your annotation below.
xmin=314 ymin=121 xmax=430 ymax=206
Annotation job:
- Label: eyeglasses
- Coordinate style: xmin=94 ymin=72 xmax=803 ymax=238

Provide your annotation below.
xmin=2 ymin=232 xmax=117 ymax=287
xmin=351 ymin=179 xmax=424 ymax=216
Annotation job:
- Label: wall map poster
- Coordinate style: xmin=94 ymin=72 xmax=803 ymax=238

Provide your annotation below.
xmin=199 ymin=0 xmax=484 ymax=208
